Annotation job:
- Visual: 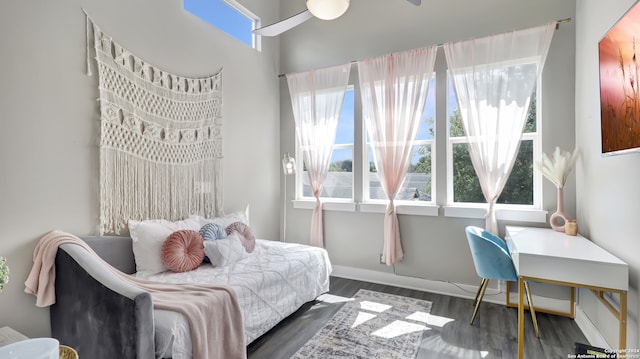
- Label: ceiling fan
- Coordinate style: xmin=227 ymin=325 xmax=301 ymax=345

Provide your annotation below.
xmin=254 ymin=0 xmax=422 ymax=37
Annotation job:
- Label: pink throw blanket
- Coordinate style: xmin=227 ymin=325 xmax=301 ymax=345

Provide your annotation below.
xmin=24 ymin=230 xmax=247 ymax=359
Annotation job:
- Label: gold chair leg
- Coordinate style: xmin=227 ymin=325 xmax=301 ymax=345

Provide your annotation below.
xmin=473 ymin=278 xmax=487 ymax=306
xmin=471 ymin=278 xmax=489 ymax=325
xmin=523 ymin=281 xmax=540 ymax=338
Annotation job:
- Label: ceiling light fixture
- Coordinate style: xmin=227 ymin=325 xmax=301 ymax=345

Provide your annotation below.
xmin=306 ymin=0 xmax=350 ymax=21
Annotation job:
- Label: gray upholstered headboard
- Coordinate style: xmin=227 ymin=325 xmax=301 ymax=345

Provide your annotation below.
xmin=80 ymin=236 xmax=136 ymax=274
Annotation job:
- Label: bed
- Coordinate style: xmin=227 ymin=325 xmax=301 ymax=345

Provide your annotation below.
xmin=50 ymin=220 xmax=332 ymax=359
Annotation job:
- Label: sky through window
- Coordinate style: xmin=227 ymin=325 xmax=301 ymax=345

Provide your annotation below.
xmin=184 ymin=0 xmax=254 ymax=47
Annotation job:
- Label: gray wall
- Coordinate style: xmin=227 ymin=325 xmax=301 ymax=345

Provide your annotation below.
xmin=0 ymin=0 xmax=281 ymax=337
xmin=280 ymin=0 xmax=576 ymax=288
xmin=576 ymin=0 xmax=640 ymax=349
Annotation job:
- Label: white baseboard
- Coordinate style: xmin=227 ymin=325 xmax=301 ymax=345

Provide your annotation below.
xmin=506 ymin=292 xmax=574 ymax=314
xmin=574 ymin=305 xmax=611 ymax=349
xmin=331 ymin=264 xmax=607 ymax=347
xmin=331 ymin=265 xmax=505 ymax=305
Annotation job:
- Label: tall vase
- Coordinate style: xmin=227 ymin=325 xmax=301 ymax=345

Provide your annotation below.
xmin=549 ymin=187 xmax=567 ymax=232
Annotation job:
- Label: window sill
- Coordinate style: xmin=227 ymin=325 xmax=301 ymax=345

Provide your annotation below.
xmin=292 ymin=199 xmax=438 ymax=216
xmin=292 ymin=200 xmax=356 ymax=212
xmin=444 ymin=204 xmax=547 ymax=222
xmin=359 ymin=202 xmax=439 ymax=216
xmin=291 ymin=200 xmax=546 ymax=222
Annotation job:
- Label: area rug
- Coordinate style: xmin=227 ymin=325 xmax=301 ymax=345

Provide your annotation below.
xmin=291 ymin=289 xmax=433 ymax=359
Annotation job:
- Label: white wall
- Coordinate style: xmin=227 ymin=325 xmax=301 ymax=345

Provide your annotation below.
xmin=0 ymin=0 xmax=281 ymax=337
xmin=280 ymin=0 xmax=576 ymax=289
xmin=576 ymin=0 xmax=640 ymax=349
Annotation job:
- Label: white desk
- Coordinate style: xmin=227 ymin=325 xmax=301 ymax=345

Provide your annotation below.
xmin=505 ymin=226 xmax=629 ymax=359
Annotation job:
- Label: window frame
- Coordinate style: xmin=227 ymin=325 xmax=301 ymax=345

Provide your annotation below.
xmin=294 ymin=86 xmax=356 ymax=206
xmin=362 ymin=74 xmax=437 ymax=208
xmin=224 ymin=0 xmax=262 ymax=50
xmin=443 ymin=70 xmax=545 ymax=222
xmin=292 ymin=55 xmax=547 ymax=223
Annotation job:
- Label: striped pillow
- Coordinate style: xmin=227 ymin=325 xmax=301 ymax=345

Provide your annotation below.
xmin=199 ymin=223 xmax=227 ymax=241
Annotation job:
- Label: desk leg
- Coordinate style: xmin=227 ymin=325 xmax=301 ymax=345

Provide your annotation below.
xmin=518 ymin=277 xmax=524 ymax=359
xmin=620 ymin=291 xmax=627 ymax=356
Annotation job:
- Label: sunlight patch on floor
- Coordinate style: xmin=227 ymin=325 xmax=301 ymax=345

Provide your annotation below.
xmin=371 ymin=320 xmax=430 ymax=339
xmin=406 ymin=312 xmax=455 ymax=328
xmin=351 ymin=311 xmax=377 ymax=328
xmin=359 ymin=300 xmax=392 ymax=313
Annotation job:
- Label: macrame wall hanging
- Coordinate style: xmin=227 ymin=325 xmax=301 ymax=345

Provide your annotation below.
xmin=88 ymin=17 xmax=223 ymax=234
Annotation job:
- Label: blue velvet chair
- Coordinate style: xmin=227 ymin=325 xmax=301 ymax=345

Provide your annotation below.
xmin=465 ymin=226 xmax=539 ymax=337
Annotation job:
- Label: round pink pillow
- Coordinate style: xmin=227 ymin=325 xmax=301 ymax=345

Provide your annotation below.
xmin=226 ymin=221 xmax=256 ymax=253
xmin=161 ymin=230 xmax=205 ymax=272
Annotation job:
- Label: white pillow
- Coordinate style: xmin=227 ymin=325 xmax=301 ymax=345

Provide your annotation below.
xmin=129 ymin=217 xmax=201 ymax=277
xmin=204 ymin=233 xmax=250 ymax=267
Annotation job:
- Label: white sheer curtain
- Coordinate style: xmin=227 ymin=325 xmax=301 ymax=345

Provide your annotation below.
xmin=443 ymin=23 xmax=555 ymax=235
xmin=286 ymin=64 xmax=351 ymax=247
xmin=358 ymin=46 xmax=437 ymax=265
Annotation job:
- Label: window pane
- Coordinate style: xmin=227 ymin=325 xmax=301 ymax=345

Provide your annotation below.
xmin=303 ymin=148 xmax=352 ymax=199
xmin=449 ymin=77 xmax=537 ymax=136
xmin=367 ymin=77 xmax=435 ymax=143
xmin=416 ymin=77 xmax=436 ymax=141
xmin=524 ymin=92 xmax=536 ymax=133
xmin=366 ymin=76 xmax=434 ymax=202
xmin=300 ymin=87 xmax=353 ymax=200
xmin=368 ymin=165 xmax=386 ymax=200
xmin=405 ymin=144 xmax=432 ymax=201
xmin=449 ymin=70 xmax=536 ymax=206
xmin=452 ymin=140 xmax=533 ymax=205
xmin=368 ymin=145 xmax=431 ymax=201
xmin=335 ymin=89 xmax=354 ymax=145
xmin=368 ymin=150 xmax=383 ymax=199
xmin=184 ymin=0 xmax=254 ymax=47
xmin=499 ymin=140 xmax=533 ymax=205
xmin=447 ymin=75 xmax=465 ymax=137
xmin=452 ymin=143 xmax=484 ymax=203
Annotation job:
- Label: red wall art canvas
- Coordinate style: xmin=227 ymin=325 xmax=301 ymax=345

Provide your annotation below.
xmin=599 ymin=1 xmax=640 ymax=155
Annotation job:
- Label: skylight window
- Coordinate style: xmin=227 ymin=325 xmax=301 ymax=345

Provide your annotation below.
xmin=184 ymin=0 xmax=260 ymax=50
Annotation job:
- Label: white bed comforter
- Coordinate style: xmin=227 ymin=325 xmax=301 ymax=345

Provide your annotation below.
xmin=142 ymin=239 xmax=332 ymax=359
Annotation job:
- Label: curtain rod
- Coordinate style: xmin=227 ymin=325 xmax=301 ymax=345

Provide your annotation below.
xmin=277 ymin=17 xmax=572 ymax=78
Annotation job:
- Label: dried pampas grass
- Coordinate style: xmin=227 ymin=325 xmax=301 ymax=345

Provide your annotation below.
xmin=537 ymin=147 xmax=579 ymax=189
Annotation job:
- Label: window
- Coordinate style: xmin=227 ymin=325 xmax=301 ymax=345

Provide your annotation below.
xmin=184 ymin=0 xmax=260 ymax=50
xmin=365 ymin=76 xmax=436 ymax=203
xmin=447 ymin=75 xmax=539 ymax=207
xmin=300 ymin=87 xmax=355 ymax=200
xmin=293 ymin=54 xmax=542 ymax=219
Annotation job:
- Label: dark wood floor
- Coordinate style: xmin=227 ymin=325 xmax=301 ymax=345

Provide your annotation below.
xmin=247 ymin=276 xmax=588 ymax=359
